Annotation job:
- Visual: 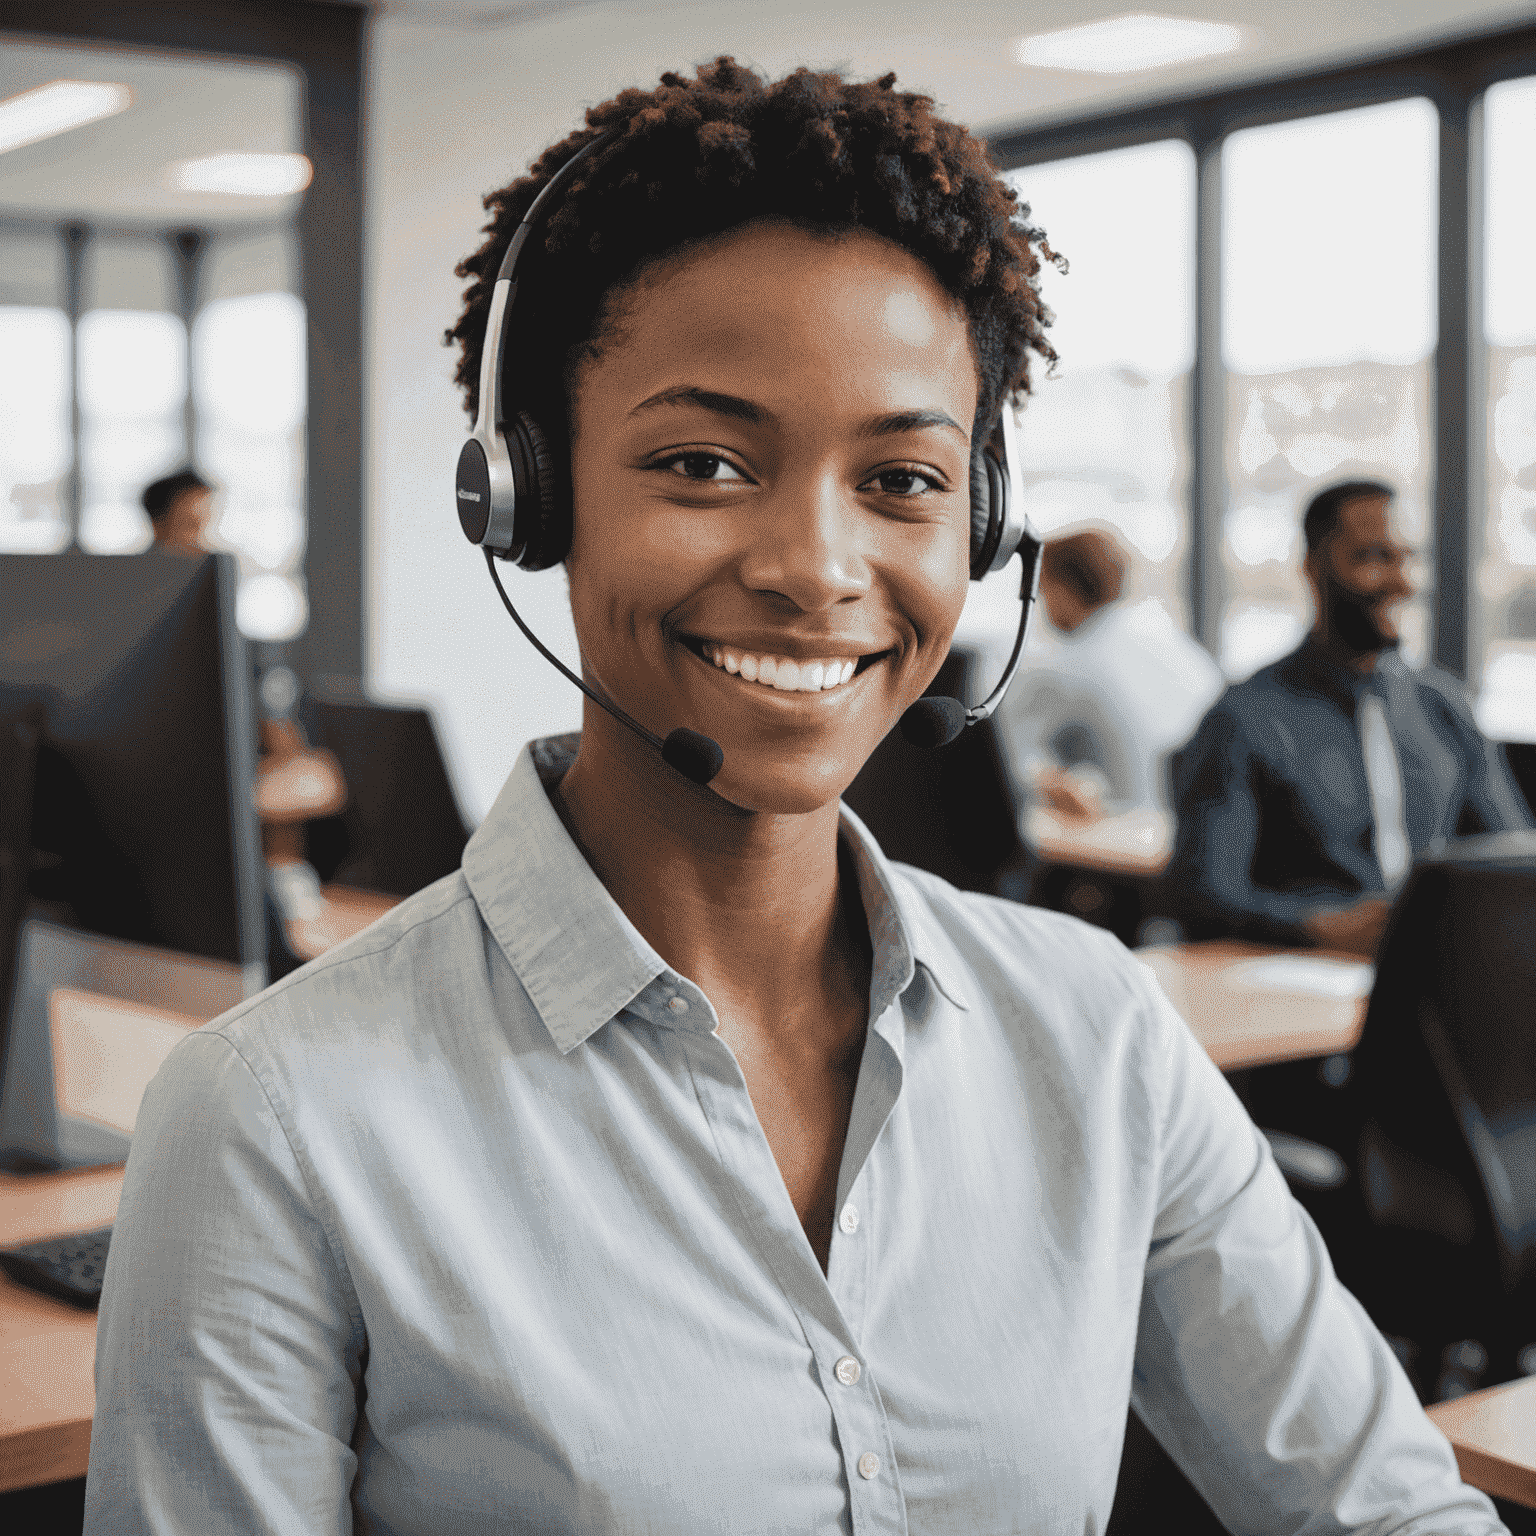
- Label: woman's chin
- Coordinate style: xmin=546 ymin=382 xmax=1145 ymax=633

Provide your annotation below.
xmin=704 ymin=751 xmax=868 ymax=818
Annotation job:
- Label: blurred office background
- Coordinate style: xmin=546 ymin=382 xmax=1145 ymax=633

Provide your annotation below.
xmin=2 ymin=0 xmax=1534 ymax=820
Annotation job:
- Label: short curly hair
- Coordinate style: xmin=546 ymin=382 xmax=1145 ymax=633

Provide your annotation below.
xmin=446 ymin=57 xmax=1060 ymax=470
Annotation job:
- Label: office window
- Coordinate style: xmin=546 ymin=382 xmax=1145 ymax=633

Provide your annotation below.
xmin=1002 ymin=141 xmax=1196 ymax=631
xmin=1479 ymin=74 xmax=1536 ymax=741
xmin=195 ymin=281 xmax=308 ymax=641
xmin=0 ymin=230 xmax=70 ymax=553
xmin=0 ymin=305 xmax=72 ymax=554
xmin=76 ymin=234 xmax=186 ymax=555
xmin=1221 ymin=98 xmax=1437 ymax=679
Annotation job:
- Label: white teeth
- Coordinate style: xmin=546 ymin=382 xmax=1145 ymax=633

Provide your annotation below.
xmin=704 ymin=647 xmax=866 ymax=693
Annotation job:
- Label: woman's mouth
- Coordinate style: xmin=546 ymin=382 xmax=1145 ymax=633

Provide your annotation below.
xmin=681 ymin=638 xmax=885 ymax=694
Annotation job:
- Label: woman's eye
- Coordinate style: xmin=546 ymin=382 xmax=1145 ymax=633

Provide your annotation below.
xmin=865 ymin=467 xmax=939 ymax=497
xmin=663 ymin=453 xmax=747 ymax=482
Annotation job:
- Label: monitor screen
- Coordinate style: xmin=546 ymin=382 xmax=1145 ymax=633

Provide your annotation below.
xmin=0 ymin=552 xmax=264 ymax=971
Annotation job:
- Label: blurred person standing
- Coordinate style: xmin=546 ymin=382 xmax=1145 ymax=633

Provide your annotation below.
xmin=1169 ymin=480 xmax=1530 ymax=956
xmin=995 ymin=527 xmax=1224 ymax=816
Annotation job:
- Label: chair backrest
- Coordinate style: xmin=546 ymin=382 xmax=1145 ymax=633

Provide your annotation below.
xmin=842 ymin=650 xmax=1030 ymax=897
xmin=304 ymin=696 xmax=472 ymax=898
xmin=1354 ymin=831 xmax=1536 ymax=1295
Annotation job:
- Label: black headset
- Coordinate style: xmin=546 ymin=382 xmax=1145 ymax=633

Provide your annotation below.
xmin=455 ymin=132 xmax=1042 ymax=784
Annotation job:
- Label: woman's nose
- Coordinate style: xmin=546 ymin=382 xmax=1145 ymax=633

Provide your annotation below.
xmin=737 ymin=474 xmax=872 ymax=612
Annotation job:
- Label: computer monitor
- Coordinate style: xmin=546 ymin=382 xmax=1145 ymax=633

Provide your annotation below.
xmin=0 ymin=552 xmax=265 ymax=978
xmin=304 ymin=694 xmax=471 ymax=897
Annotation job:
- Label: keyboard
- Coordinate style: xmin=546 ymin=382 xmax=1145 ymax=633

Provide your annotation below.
xmin=0 ymin=1226 xmax=113 ymax=1308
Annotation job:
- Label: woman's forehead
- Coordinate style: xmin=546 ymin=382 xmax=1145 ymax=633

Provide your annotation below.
xmin=583 ymin=221 xmax=979 ymax=414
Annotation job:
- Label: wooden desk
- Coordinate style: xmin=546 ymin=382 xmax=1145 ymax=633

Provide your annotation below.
xmin=1026 ymin=804 xmax=1172 ymax=879
xmin=1138 ymin=941 xmax=1372 ymax=1072
xmin=0 ymin=1164 xmax=123 ymax=1494
xmin=1428 ymin=1377 xmax=1536 ymax=1508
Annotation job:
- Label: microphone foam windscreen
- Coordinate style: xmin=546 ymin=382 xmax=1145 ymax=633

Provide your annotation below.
xmin=899 ymin=696 xmax=967 ymax=749
xmin=662 ymin=728 xmax=725 ymax=785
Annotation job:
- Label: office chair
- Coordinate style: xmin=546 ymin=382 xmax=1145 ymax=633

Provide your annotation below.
xmin=1328 ymin=832 xmax=1536 ymax=1390
xmin=302 ymin=695 xmax=472 ymax=898
xmin=842 ymin=649 xmax=1033 ymax=899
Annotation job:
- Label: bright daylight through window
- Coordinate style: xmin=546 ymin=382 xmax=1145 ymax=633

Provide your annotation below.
xmin=1220 ymin=97 xmax=1437 ymax=680
xmin=989 ymin=142 xmax=1194 ymax=660
xmin=1479 ymin=74 xmax=1536 ymax=741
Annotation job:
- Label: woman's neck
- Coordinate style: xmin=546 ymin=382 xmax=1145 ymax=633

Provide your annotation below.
xmin=551 ymin=714 xmax=868 ymax=1042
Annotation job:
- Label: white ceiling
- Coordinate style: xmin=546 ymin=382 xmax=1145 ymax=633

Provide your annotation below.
xmin=1 ymin=0 xmax=1532 ymax=226
xmin=0 ymin=40 xmax=302 ymax=226
xmin=376 ymin=0 xmax=1536 ymax=134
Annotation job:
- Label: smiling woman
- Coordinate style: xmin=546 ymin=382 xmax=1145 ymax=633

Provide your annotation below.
xmin=85 ymin=57 xmax=1507 ymax=1536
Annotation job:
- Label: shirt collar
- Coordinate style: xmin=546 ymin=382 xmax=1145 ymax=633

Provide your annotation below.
xmin=1289 ymin=633 xmax=1400 ymax=708
xmin=462 ymin=736 xmax=970 ymax=1055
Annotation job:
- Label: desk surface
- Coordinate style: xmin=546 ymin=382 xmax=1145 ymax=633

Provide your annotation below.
xmin=1427 ymin=1377 xmax=1536 ymax=1508
xmin=1026 ymin=805 xmax=1171 ymax=878
xmin=1137 ymin=941 xmax=1372 ymax=1072
xmin=0 ymin=1164 xmax=123 ymax=1494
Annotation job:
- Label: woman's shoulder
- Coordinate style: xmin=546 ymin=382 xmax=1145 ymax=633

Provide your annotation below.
xmin=188 ymin=870 xmax=497 ymax=1083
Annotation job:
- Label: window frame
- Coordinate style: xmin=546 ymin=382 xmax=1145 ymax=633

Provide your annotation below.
xmin=989 ymin=19 xmax=1536 ymax=682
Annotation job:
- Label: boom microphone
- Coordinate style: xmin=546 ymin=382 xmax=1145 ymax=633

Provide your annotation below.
xmin=897 ymin=543 xmax=1040 ymax=750
xmin=485 ymin=551 xmax=724 ymax=786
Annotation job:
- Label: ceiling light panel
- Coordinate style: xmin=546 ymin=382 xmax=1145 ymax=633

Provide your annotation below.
xmin=167 ymin=153 xmax=313 ymax=197
xmin=0 ymin=79 xmax=132 ymax=156
xmin=1016 ymin=13 xmax=1245 ymax=75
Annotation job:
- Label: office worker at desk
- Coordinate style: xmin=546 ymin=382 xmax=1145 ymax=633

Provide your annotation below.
xmin=88 ymin=65 xmax=1503 ymax=1535
xmin=995 ymin=527 xmax=1223 ymax=816
xmin=1169 ymin=480 xmax=1530 ymax=956
xmin=142 ymin=467 xmax=216 ymax=555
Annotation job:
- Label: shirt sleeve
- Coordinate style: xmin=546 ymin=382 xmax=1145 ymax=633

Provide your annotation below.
xmin=85 ymin=1030 xmax=363 ymax=1535
xmin=1430 ymin=683 xmax=1533 ymax=835
xmin=1130 ymin=975 xmax=1506 ymax=1536
xmin=1167 ymin=705 xmax=1319 ymax=945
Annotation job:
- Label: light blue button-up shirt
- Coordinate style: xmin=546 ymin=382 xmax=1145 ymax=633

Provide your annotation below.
xmin=86 ymin=737 xmax=1502 ymax=1535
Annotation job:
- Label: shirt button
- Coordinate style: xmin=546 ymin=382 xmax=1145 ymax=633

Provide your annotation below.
xmin=667 ymin=996 xmax=689 ymax=1014
xmin=834 ymin=1355 xmax=861 ymax=1386
xmin=857 ymin=1452 xmax=880 ymax=1480
xmin=839 ymin=1204 xmax=860 ymax=1234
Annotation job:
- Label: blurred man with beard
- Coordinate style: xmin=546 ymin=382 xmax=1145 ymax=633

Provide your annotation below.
xmin=1168 ymin=480 xmax=1530 ymax=957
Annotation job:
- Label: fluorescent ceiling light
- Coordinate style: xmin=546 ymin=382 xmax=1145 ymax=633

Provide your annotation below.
xmin=0 ymin=79 xmax=132 ymax=156
xmin=167 ymin=152 xmax=313 ymax=197
xmin=1017 ymin=13 xmax=1244 ymax=74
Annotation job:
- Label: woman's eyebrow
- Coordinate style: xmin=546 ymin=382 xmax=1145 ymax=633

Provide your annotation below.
xmin=858 ymin=408 xmax=968 ymax=442
xmin=629 ymin=386 xmax=766 ymax=423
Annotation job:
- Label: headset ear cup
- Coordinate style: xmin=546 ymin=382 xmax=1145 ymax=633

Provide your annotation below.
xmin=969 ymin=448 xmax=1007 ymax=580
xmin=509 ymin=412 xmax=567 ymax=570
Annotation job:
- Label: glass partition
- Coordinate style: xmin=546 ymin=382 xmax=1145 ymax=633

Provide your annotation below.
xmin=1220 ymin=97 xmax=1438 ymax=679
